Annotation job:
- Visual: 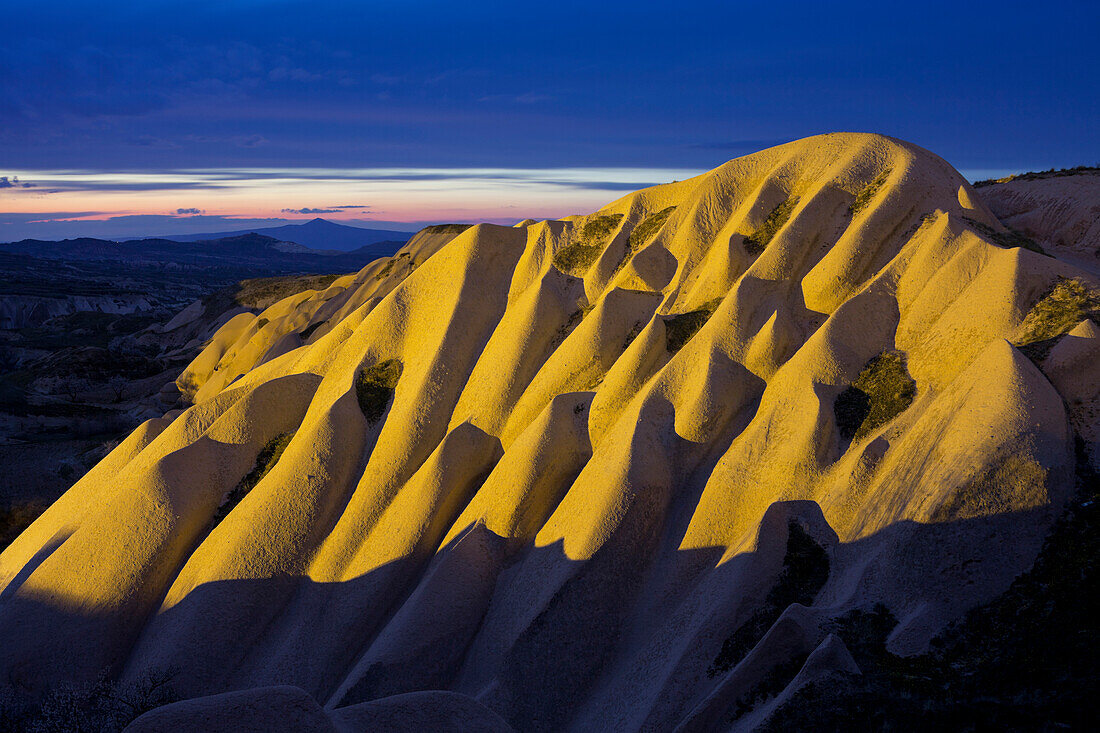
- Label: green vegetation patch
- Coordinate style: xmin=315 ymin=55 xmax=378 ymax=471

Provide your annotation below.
xmin=744 ymin=197 xmax=798 ymax=256
xmin=849 ymin=169 xmax=890 ymax=216
xmin=423 ymin=223 xmax=473 ymax=236
xmin=1014 ymin=278 xmax=1100 ymax=362
xmin=964 ymin=216 xmax=1046 ymax=256
xmin=833 ymin=350 xmax=916 ymax=444
xmin=552 ymin=214 xmax=624 ymax=275
xmin=356 ymin=359 xmax=402 ymax=423
xmin=663 ymin=298 xmax=721 ymax=353
xmin=762 ymin=441 xmax=1100 ymax=731
xmin=707 ymin=522 xmax=829 ymax=678
xmin=214 ymin=432 xmax=293 ymax=522
xmin=615 ymin=206 xmax=676 ymax=271
xmin=255 ymin=318 xmax=269 ymax=330
xmin=299 ymin=319 xmax=327 ymax=341
xmin=580 ymin=213 xmax=624 ymax=243
xmin=374 ymin=258 xmax=397 ymax=280
xmin=972 ymin=164 xmax=1100 ymax=187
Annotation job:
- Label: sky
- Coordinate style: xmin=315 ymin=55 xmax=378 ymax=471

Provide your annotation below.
xmin=1 ymin=0 xmax=1098 ymax=241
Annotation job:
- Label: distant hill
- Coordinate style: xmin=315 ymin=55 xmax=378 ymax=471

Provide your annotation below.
xmin=139 ymin=218 xmax=414 ymax=252
xmin=975 ymin=170 xmax=1100 ymax=275
xmin=0 ymin=232 xmax=405 ymax=271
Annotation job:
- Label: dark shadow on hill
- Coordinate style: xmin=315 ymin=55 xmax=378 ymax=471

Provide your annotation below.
xmin=0 ymin=473 xmax=1095 ymax=731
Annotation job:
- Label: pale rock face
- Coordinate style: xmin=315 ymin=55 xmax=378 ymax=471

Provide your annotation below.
xmin=1 ymin=133 xmax=1095 ymax=730
xmin=977 ymin=173 xmax=1100 ymax=276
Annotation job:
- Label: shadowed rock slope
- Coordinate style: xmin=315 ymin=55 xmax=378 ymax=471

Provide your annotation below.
xmin=2 ymin=133 xmax=1097 ymax=731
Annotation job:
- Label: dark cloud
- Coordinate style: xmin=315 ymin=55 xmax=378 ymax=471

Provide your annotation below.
xmin=0 ymin=176 xmax=35 ymax=189
xmin=281 ymin=208 xmax=340 ymax=214
xmin=44 ymin=180 xmax=228 ymax=193
xmin=176 ymin=208 xmax=204 ymax=215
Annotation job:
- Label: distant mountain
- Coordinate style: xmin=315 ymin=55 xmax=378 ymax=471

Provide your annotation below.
xmin=0 ymin=232 xmax=405 ymax=271
xmin=140 ymin=218 xmax=414 ymax=252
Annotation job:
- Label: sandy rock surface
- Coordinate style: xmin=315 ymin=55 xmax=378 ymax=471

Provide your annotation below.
xmin=2 ymin=133 xmax=1096 ymax=730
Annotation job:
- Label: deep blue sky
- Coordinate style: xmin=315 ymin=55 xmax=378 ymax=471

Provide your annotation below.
xmin=2 ymin=0 xmax=1098 ymax=240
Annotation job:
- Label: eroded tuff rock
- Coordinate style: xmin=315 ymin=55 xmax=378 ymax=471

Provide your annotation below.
xmin=2 ymin=133 xmax=1096 ymax=731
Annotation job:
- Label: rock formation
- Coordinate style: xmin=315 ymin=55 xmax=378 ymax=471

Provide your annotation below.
xmin=2 ymin=133 xmax=1096 ymax=731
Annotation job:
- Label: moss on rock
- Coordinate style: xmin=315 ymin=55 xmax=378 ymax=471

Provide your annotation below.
xmin=1014 ymin=278 xmax=1100 ymax=362
xmin=744 ymin=197 xmax=798 ymax=256
xmin=615 ymin=206 xmax=676 ymax=272
xmin=356 ymin=359 xmax=402 ymax=423
xmin=214 ymin=432 xmax=294 ymax=522
xmin=849 ymin=169 xmax=890 ymax=216
xmin=663 ymin=298 xmax=721 ymax=353
xmin=553 ymin=214 xmax=624 ymax=275
xmin=834 ymin=350 xmax=916 ymax=444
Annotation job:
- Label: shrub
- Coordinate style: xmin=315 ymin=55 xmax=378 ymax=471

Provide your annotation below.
xmin=849 ymin=169 xmax=890 ymax=216
xmin=255 ymin=318 xmax=269 ymax=330
xmin=422 ymin=223 xmax=472 ymax=236
xmin=579 ymin=213 xmax=624 ymax=243
xmin=964 ymin=216 xmax=1046 ymax=256
xmin=374 ymin=258 xmax=397 ymax=281
xmin=663 ymin=298 xmax=721 ymax=353
xmin=356 ymin=359 xmax=402 ymax=423
xmin=615 ymin=206 xmax=676 ymax=272
xmin=833 ymin=350 xmax=916 ymax=444
xmin=213 ymin=432 xmax=293 ymax=522
xmin=552 ymin=214 xmax=624 ymax=275
xmin=744 ymin=197 xmax=798 ymax=256
xmin=707 ymin=522 xmax=829 ymax=678
xmin=1014 ymin=278 xmax=1100 ymax=362
xmin=299 ymin=320 xmax=327 ymax=341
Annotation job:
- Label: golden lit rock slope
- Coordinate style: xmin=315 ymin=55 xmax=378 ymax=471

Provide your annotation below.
xmin=2 ymin=134 xmax=1097 ymax=732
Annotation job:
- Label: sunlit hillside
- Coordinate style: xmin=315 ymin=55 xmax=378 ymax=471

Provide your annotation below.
xmin=2 ymin=134 xmax=1097 ymax=731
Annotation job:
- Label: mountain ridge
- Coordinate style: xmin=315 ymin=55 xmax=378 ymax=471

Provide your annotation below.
xmin=131 ymin=217 xmax=415 ymax=252
xmin=0 ymin=231 xmax=405 ymax=269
